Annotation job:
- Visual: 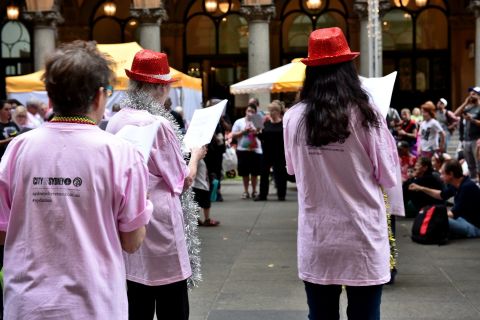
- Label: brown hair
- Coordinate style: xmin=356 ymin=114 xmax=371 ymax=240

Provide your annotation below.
xmin=421 ymin=101 xmax=436 ymax=118
xmin=442 ymin=160 xmax=463 ymax=179
xmin=0 ymin=100 xmax=8 ymax=110
xmin=42 ymin=40 xmax=115 ymax=116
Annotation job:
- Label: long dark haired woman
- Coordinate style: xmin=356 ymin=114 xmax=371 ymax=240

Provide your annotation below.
xmin=283 ymin=27 xmax=401 ymax=320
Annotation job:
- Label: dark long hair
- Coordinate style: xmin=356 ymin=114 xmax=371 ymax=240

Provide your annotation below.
xmin=299 ymin=61 xmax=379 ymax=147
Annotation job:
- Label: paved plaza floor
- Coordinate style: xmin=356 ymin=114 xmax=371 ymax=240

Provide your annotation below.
xmin=187 ymin=179 xmax=480 ymax=320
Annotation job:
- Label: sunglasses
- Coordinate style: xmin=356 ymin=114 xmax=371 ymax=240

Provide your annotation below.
xmin=103 ymin=85 xmax=114 ymax=98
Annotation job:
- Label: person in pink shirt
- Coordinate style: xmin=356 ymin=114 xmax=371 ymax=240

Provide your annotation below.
xmin=106 ymin=49 xmax=206 ymax=320
xmin=0 ymin=41 xmax=152 ymax=320
xmin=283 ymin=28 xmax=401 ymax=319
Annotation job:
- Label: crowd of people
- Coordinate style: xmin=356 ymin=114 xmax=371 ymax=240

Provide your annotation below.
xmin=390 ymin=85 xmax=480 ymax=239
xmin=0 ymin=26 xmax=478 ymax=320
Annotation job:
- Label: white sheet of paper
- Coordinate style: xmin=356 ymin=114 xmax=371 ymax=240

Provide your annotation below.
xmin=183 ymin=99 xmax=228 ymax=150
xmin=360 ymin=71 xmax=397 ymax=118
xmin=251 ymin=113 xmax=264 ymax=130
xmin=115 ymin=121 xmax=160 ymax=164
xmin=360 ymin=71 xmax=404 ymax=216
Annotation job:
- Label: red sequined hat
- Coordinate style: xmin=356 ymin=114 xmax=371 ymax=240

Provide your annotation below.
xmin=125 ymin=49 xmax=178 ymax=84
xmin=301 ymin=27 xmax=359 ymax=67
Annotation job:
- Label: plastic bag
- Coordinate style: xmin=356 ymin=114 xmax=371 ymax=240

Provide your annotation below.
xmin=222 ymin=145 xmax=237 ymax=172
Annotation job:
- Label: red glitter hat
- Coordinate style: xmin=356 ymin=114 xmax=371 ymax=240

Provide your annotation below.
xmin=301 ymin=27 xmax=359 ymax=67
xmin=125 ymin=49 xmax=177 ymax=84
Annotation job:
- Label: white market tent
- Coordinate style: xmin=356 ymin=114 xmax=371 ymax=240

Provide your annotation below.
xmin=230 ymin=59 xmax=306 ymax=95
xmin=230 ymin=59 xmax=397 ymax=118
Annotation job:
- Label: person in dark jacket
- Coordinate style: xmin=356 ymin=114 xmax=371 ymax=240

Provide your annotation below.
xmin=403 ymin=157 xmax=445 ymax=217
xmin=410 ymin=160 xmax=480 ymax=238
xmin=255 ymin=100 xmax=287 ymax=201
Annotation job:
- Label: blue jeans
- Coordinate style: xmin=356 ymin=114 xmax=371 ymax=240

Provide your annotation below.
xmin=304 ymin=281 xmax=383 ymax=320
xmin=448 ymin=217 xmax=480 ymax=238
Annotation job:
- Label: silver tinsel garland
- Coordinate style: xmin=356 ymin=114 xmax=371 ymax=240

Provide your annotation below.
xmin=122 ymin=90 xmax=202 ymax=288
xmin=367 ymin=0 xmax=382 ymax=77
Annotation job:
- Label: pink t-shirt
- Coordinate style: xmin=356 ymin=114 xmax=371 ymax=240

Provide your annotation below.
xmin=106 ymin=108 xmax=191 ymax=286
xmin=0 ymin=122 xmax=152 ymax=320
xmin=283 ymin=103 xmax=400 ymax=286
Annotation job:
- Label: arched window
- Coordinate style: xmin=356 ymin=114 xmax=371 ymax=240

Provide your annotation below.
xmin=382 ymin=9 xmax=413 ymax=50
xmin=283 ymin=14 xmax=311 ymax=54
xmin=281 ymin=0 xmax=348 ymax=63
xmin=316 ymin=11 xmax=345 ymax=30
xmin=186 ymin=15 xmax=216 ymax=55
xmin=416 ymin=8 xmax=447 ymax=50
xmin=90 ymin=1 xmax=138 ymax=43
xmin=92 ymin=17 xmax=123 ymax=43
xmin=185 ymin=0 xmax=243 ymax=55
xmin=184 ymin=0 xmax=246 ymax=101
xmin=1 ymin=21 xmax=32 ymax=76
xmin=382 ymin=0 xmax=449 ymax=107
xmin=219 ymin=14 xmax=247 ymax=54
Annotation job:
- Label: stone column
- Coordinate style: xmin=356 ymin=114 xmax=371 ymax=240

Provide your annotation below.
xmin=353 ymin=0 xmax=391 ymax=77
xmin=23 ymin=10 xmax=63 ymax=71
xmin=130 ymin=7 xmax=167 ymax=52
xmin=354 ymin=1 xmax=370 ymax=77
xmin=377 ymin=1 xmax=391 ymax=77
xmin=469 ymin=1 xmax=480 ymax=85
xmin=240 ymin=4 xmax=276 ymax=110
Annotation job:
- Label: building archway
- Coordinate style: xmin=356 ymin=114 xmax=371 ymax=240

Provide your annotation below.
xmin=280 ymin=0 xmax=349 ymax=64
xmin=89 ymin=0 xmax=139 ymax=44
xmin=184 ymin=0 xmax=247 ymax=106
xmin=383 ymin=0 xmax=450 ymax=108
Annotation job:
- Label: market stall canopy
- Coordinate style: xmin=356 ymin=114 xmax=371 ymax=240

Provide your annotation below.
xmin=230 ymin=58 xmax=305 ymax=94
xmin=231 ymin=60 xmax=397 ymax=118
xmin=6 ymin=42 xmax=201 ymax=93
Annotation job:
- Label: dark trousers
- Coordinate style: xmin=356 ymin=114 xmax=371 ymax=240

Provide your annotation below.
xmin=127 ymin=279 xmax=189 ymax=320
xmin=259 ymin=158 xmax=287 ymax=199
xmin=304 ymin=281 xmax=383 ymax=320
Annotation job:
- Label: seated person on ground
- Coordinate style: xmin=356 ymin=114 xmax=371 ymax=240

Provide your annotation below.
xmin=409 ymin=160 xmax=480 ymax=238
xmin=398 ymin=140 xmax=416 ymax=182
xmin=398 ymin=109 xmax=418 ymax=152
xmin=431 ymin=152 xmax=451 ymax=174
xmin=403 ymin=157 xmax=445 ymax=217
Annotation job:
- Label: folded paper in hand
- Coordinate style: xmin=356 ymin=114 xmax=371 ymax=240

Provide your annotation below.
xmin=360 ymin=71 xmax=397 ymax=118
xmin=115 ymin=121 xmax=161 ymax=164
xmin=183 ymin=99 xmax=227 ymax=150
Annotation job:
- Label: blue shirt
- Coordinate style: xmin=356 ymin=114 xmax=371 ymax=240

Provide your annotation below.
xmin=441 ymin=177 xmax=480 ymax=228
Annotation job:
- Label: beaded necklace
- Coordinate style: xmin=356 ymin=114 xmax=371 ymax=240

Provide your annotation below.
xmin=50 ymin=115 xmax=96 ymax=125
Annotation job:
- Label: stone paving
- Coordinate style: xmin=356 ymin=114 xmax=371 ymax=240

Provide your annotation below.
xmin=186 ymin=179 xmax=480 ymax=320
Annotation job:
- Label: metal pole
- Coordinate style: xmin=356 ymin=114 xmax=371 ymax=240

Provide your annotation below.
xmin=367 ymin=0 xmax=381 ymax=77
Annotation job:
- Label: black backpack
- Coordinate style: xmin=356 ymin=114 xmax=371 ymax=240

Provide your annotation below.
xmin=411 ymin=205 xmax=449 ymax=245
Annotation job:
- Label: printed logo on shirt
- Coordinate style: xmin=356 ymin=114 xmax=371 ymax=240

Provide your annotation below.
xmin=31 ymin=176 xmax=83 ymax=204
xmin=32 ymin=177 xmax=80 ymax=187
xmin=73 ymin=177 xmax=82 ymax=187
xmin=421 ymin=128 xmax=431 ymax=141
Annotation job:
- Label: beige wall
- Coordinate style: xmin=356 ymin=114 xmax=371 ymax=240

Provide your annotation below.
xmin=450 ymin=15 xmax=475 ymax=109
